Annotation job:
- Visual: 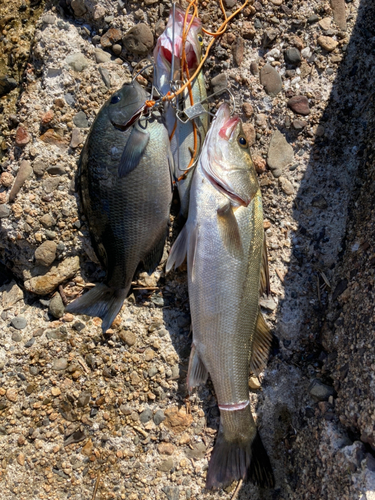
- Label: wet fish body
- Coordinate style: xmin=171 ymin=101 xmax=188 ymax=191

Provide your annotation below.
xmin=154 ymin=5 xmax=209 ymax=217
xmin=67 ymin=81 xmax=173 ymax=332
xmin=167 ymin=104 xmax=274 ymax=489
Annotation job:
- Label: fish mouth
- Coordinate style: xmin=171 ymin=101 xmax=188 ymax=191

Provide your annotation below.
xmin=159 ymin=40 xmax=198 ymax=72
xmin=204 ymin=169 xmax=249 ymax=207
xmin=219 ymin=115 xmax=240 ymax=140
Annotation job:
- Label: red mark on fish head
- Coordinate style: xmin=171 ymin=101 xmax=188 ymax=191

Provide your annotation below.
xmin=219 ymin=116 xmax=240 ymax=140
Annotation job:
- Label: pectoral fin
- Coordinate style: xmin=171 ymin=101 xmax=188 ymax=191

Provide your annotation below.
xmin=187 ymin=344 xmax=208 ymax=393
xmin=250 ymin=311 xmax=272 ymax=376
xmin=217 ymin=203 xmax=243 ymax=259
xmin=166 ymin=224 xmax=188 ymax=273
xmin=260 ymin=234 xmax=270 ymax=296
xmin=118 ymin=125 xmax=150 ymax=178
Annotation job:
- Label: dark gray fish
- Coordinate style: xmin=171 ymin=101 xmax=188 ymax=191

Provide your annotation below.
xmin=67 ymin=81 xmax=173 ymax=332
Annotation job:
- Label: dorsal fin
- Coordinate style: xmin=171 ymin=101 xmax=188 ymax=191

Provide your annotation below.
xmin=259 ymin=233 xmax=270 ymax=296
xmin=250 ymin=311 xmax=272 ymax=376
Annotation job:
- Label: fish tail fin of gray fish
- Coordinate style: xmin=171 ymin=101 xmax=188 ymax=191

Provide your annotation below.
xmin=205 ymin=406 xmax=274 ymax=490
xmin=66 ymin=284 xmax=129 ymax=333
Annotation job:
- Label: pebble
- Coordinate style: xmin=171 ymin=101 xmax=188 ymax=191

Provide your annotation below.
xmin=11 ymin=316 xmax=27 ymax=330
xmin=242 ymin=22 xmax=256 ymax=39
xmin=307 ymin=14 xmax=320 ymax=24
xmin=242 ymin=123 xmax=256 ymax=147
xmin=211 ymin=73 xmax=227 ymax=93
xmin=24 ymin=256 xmax=80 ymax=295
xmin=40 ymin=129 xmax=69 ymax=148
xmin=284 ymin=48 xmax=302 ymax=65
xmin=158 ymin=442 xmax=174 ymax=455
xmin=35 ymin=240 xmax=57 ymax=267
xmin=161 ymin=486 xmax=179 ymax=500
xmin=292 ymin=119 xmax=307 ymax=130
xmin=317 ymin=36 xmax=339 ymax=52
xmin=15 ymin=126 xmax=31 ymax=147
xmin=94 ymin=48 xmax=111 ymax=64
xmin=2 ymin=282 xmax=24 ymax=308
xmin=259 ymin=296 xmax=277 ymax=311
xmin=308 ymin=379 xmax=335 ymax=401
xmin=0 ymin=76 xmax=17 ymax=97
xmin=287 ymin=95 xmax=310 ymax=115
xmin=64 ymin=93 xmax=75 ymax=106
xmin=242 ymin=102 xmax=253 ymax=117
xmin=81 ymin=439 xmax=93 ymax=456
xmin=6 ymin=388 xmax=18 ymax=402
xmin=12 ymin=331 xmax=23 ymax=342
xmin=42 ymin=13 xmax=56 ymax=24
xmin=267 ymin=130 xmax=293 ymax=170
xmin=279 ymin=176 xmax=294 ymax=195
xmin=332 ymin=0 xmax=347 ymax=30
xmin=154 ymin=410 xmax=165 ymax=425
xmin=33 ymin=159 xmax=47 ymax=176
xmin=164 ymin=407 xmax=193 ymax=433
xmin=112 ymin=44 xmax=122 ymax=56
xmin=100 ymin=28 xmax=122 ymax=48
xmin=185 ymin=442 xmax=207 ymax=459
xmin=47 ymin=165 xmax=65 ymax=176
xmin=139 ymin=408 xmax=153 ymax=423
xmin=272 ymin=168 xmax=283 ymax=178
xmin=157 ymin=458 xmax=174 ymax=472
xmin=144 ymin=348 xmax=156 ymax=361
xmin=122 ymin=24 xmax=154 ymax=56
xmin=17 ymin=453 xmax=25 ymax=466
xmin=70 ymin=129 xmax=83 ymax=148
xmin=0 ymin=205 xmax=10 ymax=218
xmin=250 ymin=61 xmax=259 ymax=75
xmin=263 ymin=30 xmax=278 ymax=48
xmin=65 ymin=53 xmax=91 ymax=72
xmin=253 ymin=156 xmax=267 ymax=174
xmin=8 ymin=160 xmax=33 ymax=202
xmin=96 ymin=68 xmax=110 ymax=90
xmin=49 ymin=293 xmax=65 ymax=319
xmin=53 ymin=358 xmax=68 ymax=371
xmin=71 ymin=0 xmax=87 ymax=17
xmin=260 ymin=64 xmax=282 ymax=96
xmin=233 ymin=37 xmax=244 ymax=66
xmin=1 ymin=172 xmax=14 ymax=187
xmin=119 ymin=330 xmax=136 ymax=346
xmin=43 ymin=177 xmax=61 ymax=193
xmin=319 ymin=17 xmax=332 ymax=31
xmin=73 ymin=111 xmax=89 ymax=128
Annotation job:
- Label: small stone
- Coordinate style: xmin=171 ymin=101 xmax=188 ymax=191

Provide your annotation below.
xmin=47 ymin=165 xmax=65 ymax=176
xmin=93 ymin=4 xmax=105 ymax=20
xmin=242 ymin=21 xmax=256 ymax=39
xmin=71 ymin=0 xmax=87 ymax=17
xmin=35 ymin=241 xmax=57 ymax=267
xmin=164 ymin=407 xmax=193 ymax=434
xmin=242 ymin=123 xmax=256 ymax=147
xmin=140 ymin=408 xmax=153 ymax=424
xmin=284 ymin=47 xmax=301 ymax=65
xmin=99 ymin=67 xmax=111 ymax=88
xmin=53 ymin=358 xmax=68 ymax=371
xmin=40 ymin=214 xmax=55 ymax=228
xmin=131 ymin=371 xmax=141 ymax=385
xmin=158 ymin=442 xmax=175 ymax=455
xmin=40 ymin=129 xmax=69 ymax=148
xmin=271 ymin=168 xmax=282 ymax=178
xmin=94 ymin=48 xmax=111 ymax=64
xmin=211 ymin=73 xmax=227 ymax=93
xmin=260 ymin=64 xmax=282 ymax=96
xmin=11 ymin=316 xmax=27 ymax=330
xmin=312 ymin=194 xmax=328 ymax=209
xmin=309 ymin=379 xmax=335 ymax=401
xmin=70 ymin=129 xmax=83 ymax=149
xmin=6 ymin=388 xmax=18 ymax=402
xmin=123 ymin=24 xmax=153 ymax=56
xmin=317 ymin=36 xmax=339 ymax=52
xmin=267 ymin=130 xmax=293 ymax=170
xmin=186 ymin=442 xmax=207 ymax=459
xmin=1 ymin=172 xmax=14 ymax=187
xmin=33 ymin=160 xmax=47 ymax=177
xmin=43 ymin=177 xmax=61 ymax=193
xmin=12 ymin=332 xmax=23 ymax=342
xmin=255 ymin=113 xmax=267 ymax=129
xmin=259 ymin=296 xmax=277 ymax=311
xmin=73 ymin=111 xmax=89 ymax=128
xmin=287 ymin=95 xmax=310 ymax=116
xmin=270 ymin=0 xmax=282 ymax=4
xmin=100 ymin=28 xmax=122 ymax=48
xmin=332 ymin=0 xmax=347 ymax=30
xmin=232 ymin=37 xmax=244 ymax=66
xmin=9 ymin=160 xmax=33 ymax=202
xmin=17 ymin=453 xmax=25 ymax=466
xmin=112 ymin=44 xmax=122 ymax=56
xmin=262 ymin=29 xmax=278 ymax=48
xmin=0 ymin=76 xmax=17 ymax=97
xmin=66 ymin=53 xmax=91 ymax=72
xmin=41 ymin=109 xmax=54 ymax=125
xmin=77 ymin=392 xmax=90 ymax=407
xmin=49 ymin=294 xmax=65 ymax=319
xmin=119 ymin=330 xmax=136 ymax=346
xmin=15 ymin=126 xmax=31 ymax=147
xmin=157 ymin=458 xmax=174 ymax=472
xmin=2 ymin=281 xmax=24 ymax=308
xmin=279 ymin=176 xmax=294 ymax=195
xmin=82 ymin=439 xmax=93 ymax=456
xmin=24 ymin=256 xmax=80 ymax=295
xmin=154 ymin=410 xmax=165 ymax=425
xmin=292 ymin=119 xmax=307 ymax=130
xmin=64 ymin=93 xmax=75 ymax=106
xmin=250 ymin=61 xmax=259 ymax=75
xmin=0 ymin=205 xmax=10 ymax=218
xmin=144 ymin=348 xmax=155 ymax=361
xmin=319 ymin=17 xmax=332 ymax=30
xmin=249 ymin=376 xmax=261 ymax=389
xmin=51 ymin=387 xmax=61 ymax=396
xmin=253 ymin=156 xmax=267 ymax=174
xmin=42 ymin=13 xmax=56 ymax=24
xmin=242 ymin=103 xmax=253 ymax=118
xmin=307 ymin=14 xmax=320 ymax=24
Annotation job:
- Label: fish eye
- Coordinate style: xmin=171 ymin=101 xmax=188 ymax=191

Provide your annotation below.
xmin=197 ymin=34 xmax=203 ymax=44
xmin=238 ymin=135 xmax=248 ymax=148
xmin=110 ymin=94 xmax=121 ymax=104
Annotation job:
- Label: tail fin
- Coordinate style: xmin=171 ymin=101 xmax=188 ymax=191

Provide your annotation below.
xmin=206 ymin=430 xmax=274 ymax=490
xmin=66 ymin=283 xmax=128 ymax=333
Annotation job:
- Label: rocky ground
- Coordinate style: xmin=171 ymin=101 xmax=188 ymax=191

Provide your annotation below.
xmin=0 ymin=0 xmax=374 ymax=499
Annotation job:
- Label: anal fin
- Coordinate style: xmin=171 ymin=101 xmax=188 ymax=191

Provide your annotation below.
xmin=250 ymin=311 xmax=273 ymax=376
xmin=187 ymin=344 xmax=208 ymax=393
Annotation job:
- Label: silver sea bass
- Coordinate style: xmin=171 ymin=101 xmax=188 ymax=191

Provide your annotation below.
xmin=154 ymin=5 xmax=208 ymax=218
xmin=167 ymin=103 xmax=274 ymax=489
xmin=67 ymin=81 xmax=173 ymax=332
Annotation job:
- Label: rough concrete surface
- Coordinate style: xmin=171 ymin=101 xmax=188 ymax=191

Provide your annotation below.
xmin=0 ymin=0 xmax=374 ymax=499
